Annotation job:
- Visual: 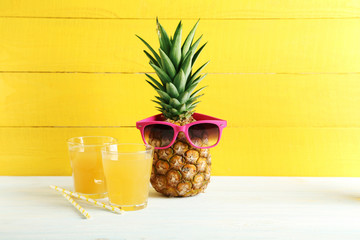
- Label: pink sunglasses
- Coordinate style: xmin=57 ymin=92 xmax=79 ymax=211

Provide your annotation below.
xmin=136 ymin=113 xmax=227 ymax=149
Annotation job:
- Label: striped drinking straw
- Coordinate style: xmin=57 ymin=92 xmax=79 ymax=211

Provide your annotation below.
xmin=49 ymin=185 xmax=124 ymax=214
xmin=61 ymin=192 xmax=91 ymax=219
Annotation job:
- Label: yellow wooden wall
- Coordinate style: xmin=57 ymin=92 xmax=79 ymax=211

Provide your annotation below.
xmin=1 ymin=0 xmax=360 ymax=176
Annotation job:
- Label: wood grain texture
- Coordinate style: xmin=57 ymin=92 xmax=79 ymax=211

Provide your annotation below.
xmin=1 ymin=127 xmax=360 ymax=177
xmin=2 ymin=177 xmax=360 ymax=239
xmin=1 ymin=73 xmax=360 ymax=127
xmin=1 ymin=18 xmax=359 ymax=73
xmin=1 ymin=1 xmax=360 ymax=177
xmin=1 ymin=0 xmax=360 ymax=18
xmin=0 ymin=127 xmax=142 ymax=176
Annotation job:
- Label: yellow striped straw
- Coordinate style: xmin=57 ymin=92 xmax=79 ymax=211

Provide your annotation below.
xmin=50 ymin=185 xmax=123 ymax=214
xmin=61 ymin=192 xmax=91 ymax=219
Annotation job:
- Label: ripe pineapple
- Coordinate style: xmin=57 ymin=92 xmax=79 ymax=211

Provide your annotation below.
xmin=137 ymin=19 xmax=210 ymax=197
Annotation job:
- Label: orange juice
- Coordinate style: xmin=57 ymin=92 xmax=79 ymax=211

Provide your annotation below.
xmin=69 ymin=146 xmax=107 ymax=196
xmin=67 ymin=136 xmax=117 ymax=198
xmin=102 ymin=144 xmax=153 ymax=211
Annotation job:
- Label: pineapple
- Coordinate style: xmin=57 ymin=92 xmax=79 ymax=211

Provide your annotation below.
xmin=137 ymin=19 xmax=210 ymax=197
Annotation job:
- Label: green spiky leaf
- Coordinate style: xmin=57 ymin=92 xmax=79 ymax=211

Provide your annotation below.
xmin=187 ymin=94 xmax=204 ymax=105
xmin=169 ymin=98 xmax=181 ymax=108
xmin=181 ymin=19 xmax=199 ymax=57
xmin=152 ymin=100 xmax=162 ymax=107
xmin=181 ymin=52 xmax=193 ymax=80
xmin=159 ymin=101 xmax=172 ymax=110
xmin=146 ymin=80 xmax=160 ymax=90
xmin=178 ymin=91 xmax=190 ymax=104
xmin=189 ymin=61 xmax=209 ymax=84
xmin=166 ymin=82 xmax=179 ymax=98
xmin=170 ymin=108 xmax=180 ymax=115
xmin=143 ymin=50 xmax=160 ymax=67
xmin=169 ymin=22 xmax=182 ymax=69
xmin=136 ymin=35 xmax=162 ymax=65
xmin=159 ymin=48 xmax=176 ymax=79
xmin=192 ymin=42 xmax=207 ymax=66
xmin=179 ymin=103 xmax=187 ymax=113
xmin=156 ymin=18 xmax=171 ymax=54
xmin=173 ymin=69 xmax=186 ymax=93
xmin=156 ymin=89 xmax=171 ymax=102
xmin=150 ymin=63 xmax=172 ymax=85
xmin=146 ymin=73 xmax=164 ymax=91
xmin=155 ymin=96 xmax=166 ymax=103
xmin=180 ymin=35 xmax=201 ymax=67
xmin=187 ymin=35 xmax=202 ymax=56
xmin=186 ymin=73 xmax=207 ymax=90
xmin=190 ymin=86 xmax=206 ymax=98
xmin=187 ymin=105 xmax=196 ymax=112
xmin=189 ymin=101 xmax=200 ymax=108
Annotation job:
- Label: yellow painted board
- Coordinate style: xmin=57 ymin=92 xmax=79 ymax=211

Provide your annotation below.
xmin=0 ymin=127 xmax=142 ymax=176
xmin=1 ymin=73 xmax=360 ymax=127
xmin=1 ymin=19 xmax=360 ymax=73
xmin=1 ymin=0 xmax=360 ymax=18
xmin=214 ymin=127 xmax=360 ymax=177
xmin=1 ymin=127 xmax=360 ymax=176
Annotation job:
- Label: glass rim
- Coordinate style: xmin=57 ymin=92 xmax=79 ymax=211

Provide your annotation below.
xmin=67 ymin=136 xmax=117 ymax=147
xmin=101 ymin=143 xmax=154 ymax=155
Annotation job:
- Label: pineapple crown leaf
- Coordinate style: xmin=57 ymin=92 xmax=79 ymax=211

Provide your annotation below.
xmin=136 ymin=35 xmax=162 ymax=65
xmin=138 ymin=19 xmax=209 ymax=121
xmin=169 ymin=98 xmax=181 ymax=108
xmin=173 ymin=69 xmax=186 ymax=93
xmin=156 ymin=89 xmax=171 ymax=102
xmin=181 ymin=19 xmax=200 ymax=57
xmin=143 ymin=50 xmax=160 ymax=67
xmin=179 ymin=91 xmax=190 ymax=104
xmin=187 ymin=93 xmax=204 ymax=106
xmin=145 ymin=73 xmax=164 ymax=91
xmin=150 ymin=63 xmax=172 ymax=85
xmin=190 ymin=86 xmax=207 ymax=98
xmin=146 ymin=80 xmax=160 ymax=91
xmin=166 ymin=82 xmax=180 ymax=98
xmin=192 ymin=42 xmax=207 ymax=67
xmin=169 ymin=25 xmax=182 ymax=69
xmin=189 ymin=61 xmax=210 ymax=83
xmin=156 ymin=18 xmax=171 ymax=54
xmin=158 ymin=48 xmax=176 ymax=78
xmin=181 ymin=51 xmax=193 ymax=80
xmin=186 ymin=73 xmax=208 ymax=89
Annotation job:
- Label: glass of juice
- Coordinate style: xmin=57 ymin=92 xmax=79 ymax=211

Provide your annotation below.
xmin=101 ymin=143 xmax=154 ymax=211
xmin=67 ymin=136 xmax=117 ymax=198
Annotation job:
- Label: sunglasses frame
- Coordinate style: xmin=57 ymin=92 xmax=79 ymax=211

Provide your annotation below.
xmin=136 ymin=113 xmax=227 ymax=149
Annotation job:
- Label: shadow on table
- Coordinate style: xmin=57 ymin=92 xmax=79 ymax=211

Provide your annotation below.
xmin=149 ymin=188 xmax=167 ymax=198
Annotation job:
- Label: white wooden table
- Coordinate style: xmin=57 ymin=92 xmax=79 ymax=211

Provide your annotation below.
xmin=1 ymin=176 xmax=360 ymax=239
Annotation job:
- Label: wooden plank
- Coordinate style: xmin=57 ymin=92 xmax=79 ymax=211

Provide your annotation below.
xmin=0 ymin=127 xmax=142 ymax=176
xmin=1 ymin=0 xmax=360 ymax=18
xmin=1 ymin=73 xmax=360 ymax=127
xmin=1 ymin=127 xmax=360 ymax=176
xmin=1 ymin=19 xmax=360 ymax=73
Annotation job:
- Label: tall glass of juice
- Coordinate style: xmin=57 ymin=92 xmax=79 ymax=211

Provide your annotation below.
xmin=67 ymin=136 xmax=117 ymax=198
xmin=102 ymin=143 xmax=153 ymax=211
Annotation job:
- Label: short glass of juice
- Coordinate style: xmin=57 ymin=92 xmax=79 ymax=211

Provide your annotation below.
xmin=67 ymin=136 xmax=117 ymax=198
xmin=101 ymin=143 xmax=154 ymax=211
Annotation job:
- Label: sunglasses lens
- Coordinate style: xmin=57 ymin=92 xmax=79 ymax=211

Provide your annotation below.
xmin=188 ymin=123 xmax=219 ymax=147
xmin=144 ymin=124 xmax=174 ymax=148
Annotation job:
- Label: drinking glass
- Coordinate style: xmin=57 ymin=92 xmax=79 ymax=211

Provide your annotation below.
xmin=102 ymin=143 xmax=153 ymax=211
xmin=67 ymin=136 xmax=117 ymax=198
